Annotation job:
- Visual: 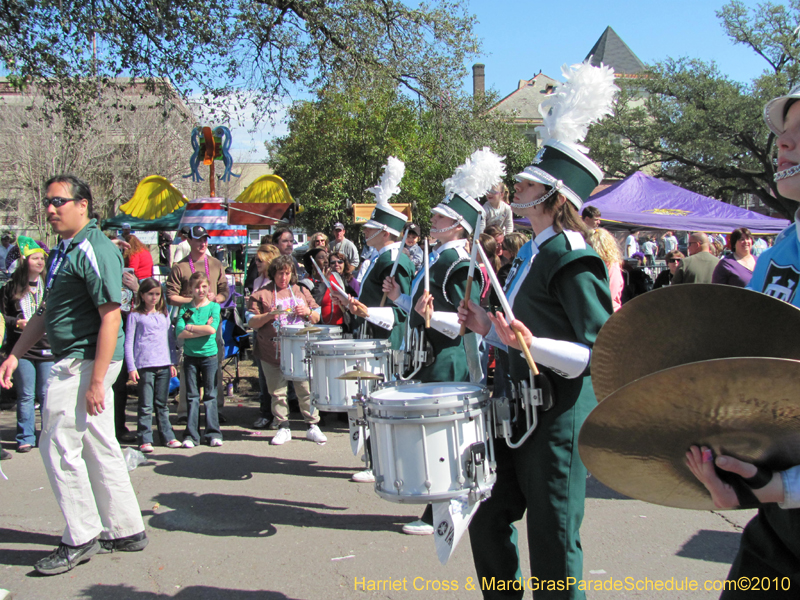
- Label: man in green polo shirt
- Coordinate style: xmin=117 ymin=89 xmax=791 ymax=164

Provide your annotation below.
xmin=0 ymin=174 xmax=147 ymax=575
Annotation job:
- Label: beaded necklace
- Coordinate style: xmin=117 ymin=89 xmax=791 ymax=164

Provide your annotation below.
xmin=188 ymin=253 xmax=210 ymax=278
xmin=21 ymin=277 xmax=44 ymax=320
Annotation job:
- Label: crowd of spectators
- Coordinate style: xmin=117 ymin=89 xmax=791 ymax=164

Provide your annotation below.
xmin=0 ymin=194 xmax=773 ymax=458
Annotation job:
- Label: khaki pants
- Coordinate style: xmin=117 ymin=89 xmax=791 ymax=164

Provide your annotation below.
xmin=40 ymin=358 xmax=145 ymax=546
xmin=260 ymin=361 xmax=318 ymax=425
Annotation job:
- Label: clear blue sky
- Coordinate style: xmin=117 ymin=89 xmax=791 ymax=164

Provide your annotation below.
xmin=464 ymin=0 xmax=769 ymax=99
xmin=238 ymin=0 xmax=770 ymax=160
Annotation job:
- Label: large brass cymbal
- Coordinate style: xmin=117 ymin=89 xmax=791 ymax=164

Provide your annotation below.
xmin=336 ymin=370 xmax=384 ymax=381
xmin=579 ymin=357 xmax=800 ymax=510
xmin=591 ymin=285 xmax=800 ymax=402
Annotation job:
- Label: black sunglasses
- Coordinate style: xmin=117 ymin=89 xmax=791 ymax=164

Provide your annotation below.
xmin=329 ymin=259 xmax=343 ymax=265
xmin=42 ymin=196 xmax=78 ymax=208
xmin=667 ymin=259 xmax=682 ymax=264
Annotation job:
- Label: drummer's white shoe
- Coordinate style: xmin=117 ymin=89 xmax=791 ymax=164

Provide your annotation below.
xmin=306 ymin=424 xmax=327 ymax=445
xmin=402 ymin=520 xmax=434 ymax=536
xmin=271 ymin=427 xmax=292 ymax=445
xmin=351 ymin=469 xmax=375 ymax=483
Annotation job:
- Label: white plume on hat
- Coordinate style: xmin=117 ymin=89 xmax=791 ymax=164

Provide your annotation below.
xmin=536 ymin=59 xmax=618 ymax=153
xmin=366 ymin=156 xmax=405 ymax=206
xmin=443 ymin=147 xmax=506 ymax=200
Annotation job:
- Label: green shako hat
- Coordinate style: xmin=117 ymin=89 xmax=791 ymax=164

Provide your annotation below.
xmin=433 ymin=147 xmax=506 ymax=235
xmin=362 ymin=203 xmax=408 ymax=237
xmin=361 ymin=156 xmax=408 ymax=237
xmin=514 ymin=59 xmax=618 ymax=210
xmin=515 ymin=140 xmax=603 ymax=209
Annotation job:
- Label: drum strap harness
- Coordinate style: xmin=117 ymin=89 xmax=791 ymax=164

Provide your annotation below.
xmin=493 ymin=371 xmax=554 ymax=448
xmin=395 ymin=326 xmax=433 ymax=380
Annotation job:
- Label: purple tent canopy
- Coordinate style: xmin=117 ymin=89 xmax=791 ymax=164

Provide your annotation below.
xmin=515 ymin=172 xmax=791 ymax=234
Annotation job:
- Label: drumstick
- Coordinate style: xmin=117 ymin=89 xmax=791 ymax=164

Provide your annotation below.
xmin=476 ymin=243 xmax=539 ymax=376
xmin=312 ymin=256 xmax=348 ymax=299
xmin=380 ymin=228 xmax=409 ymax=307
xmin=459 ymin=214 xmax=484 ymax=336
xmin=423 ymin=238 xmax=430 ymax=329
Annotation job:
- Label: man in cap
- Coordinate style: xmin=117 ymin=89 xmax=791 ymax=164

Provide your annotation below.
xmin=0 ymin=174 xmax=148 ymax=574
xmin=329 ymin=222 xmax=359 ymax=269
xmin=166 ymin=226 xmax=230 ymax=423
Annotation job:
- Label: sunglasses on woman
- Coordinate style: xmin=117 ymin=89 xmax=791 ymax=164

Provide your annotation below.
xmin=329 ymin=259 xmax=343 ymax=265
xmin=667 ymin=259 xmax=682 ymax=264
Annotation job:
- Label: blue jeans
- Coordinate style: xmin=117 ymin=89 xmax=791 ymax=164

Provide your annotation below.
xmin=15 ymin=358 xmax=53 ymax=447
xmin=137 ymin=367 xmax=176 ymax=445
xmin=183 ymin=355 xmax=222 ymax=444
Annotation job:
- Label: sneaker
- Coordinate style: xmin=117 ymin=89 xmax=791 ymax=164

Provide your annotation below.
xmin=0 ymin=449 xmax=12 ymax=460
xmin=34 ymin=539 xmax=100 ymax=575
xmin=139 ymin=444 xmax=154 ymax=454
xmin=209 ymin=438 xmax=223 ymax=447
xmin=269 ymin=419 xmax=280 ymax=430
xmin=176 ymin=416 xmax=188 ymax=425
xmin=271 ymin=427 xmax=292 ymax=446
xmin=351 ymin=469 xmax=375 ymax=483
xmin=306 ymin=424 xmax=327 ymax=445
xmin=97 ymin=531 xmax=148 ymax=554
xmin=253 ymin=417 xmax=271 ymax=429
xmin=402 ymin=520 xmax=434 ymax=536
xmin=165 ymin=440 xmax=182 ymax=449
xmin=181 ymin=439 xmax=195 ymax=448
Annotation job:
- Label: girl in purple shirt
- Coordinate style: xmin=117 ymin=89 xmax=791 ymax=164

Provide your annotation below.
xmin=125 ymin=278 xmax=180 ymax=452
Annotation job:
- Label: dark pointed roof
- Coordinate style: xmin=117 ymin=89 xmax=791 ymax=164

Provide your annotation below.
xmin=585 ymin=27 xmax=645 ymax=75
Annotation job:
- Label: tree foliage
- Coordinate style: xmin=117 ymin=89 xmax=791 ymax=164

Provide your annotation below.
xmin=0 ymin=0 xmax=478 ymax=128
xmin=585 ymin=0 xmax=800 ymax=219
xmin=268 ymin=80 xmax=537 ymax=237
xmin=0 ymin=86 xmax=205 ymax=242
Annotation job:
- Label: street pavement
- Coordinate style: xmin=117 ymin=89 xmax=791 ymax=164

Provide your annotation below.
xmin=0 ymin=397 xmax=754 ymax=600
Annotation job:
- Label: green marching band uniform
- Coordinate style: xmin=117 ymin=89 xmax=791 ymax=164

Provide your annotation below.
xmin=395 ymin=194 xmax=484 ymax=384
xmin=351 ymin=203 xmax=414 ymax=350
xmin=468 ymin=143 xmax=613 ymax=597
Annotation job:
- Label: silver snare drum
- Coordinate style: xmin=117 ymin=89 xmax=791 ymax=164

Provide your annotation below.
xmin=278 ymin=324 xmax=343 ymax=381
xmin=309 ymin=338 xmax=391 ymax=412
xmin=366 ymin=382 xmax=496 ymax=504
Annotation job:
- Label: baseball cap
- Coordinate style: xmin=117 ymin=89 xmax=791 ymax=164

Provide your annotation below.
xmin=333 ymin=222 xmax=345 ymax=230
xmin=406 ymin=223 xmax=421 ymax=236
xmin=189 ymin=225 xmax=210 ymax=239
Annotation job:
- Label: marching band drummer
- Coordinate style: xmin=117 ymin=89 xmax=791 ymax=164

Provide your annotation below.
xmin=381 ymin=149 xmax=503 ymax=536
xmin=334 ymin=158 xmax=415 ymax=483
xmin=342 ymin=203 xmax=414 ymax=349
xmin=457 ymin=61 xmax=616 ymax=600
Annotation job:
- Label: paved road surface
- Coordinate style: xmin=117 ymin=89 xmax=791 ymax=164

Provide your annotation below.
xmin=0 ymin=398 xmax=754 ymax=599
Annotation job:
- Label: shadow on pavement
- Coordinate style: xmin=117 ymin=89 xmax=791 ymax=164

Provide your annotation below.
xmin=676 ymin=529 xmax=741 ymax=564
xmin=0 ymin=528 xmax=61 ymax=567
xmin=78 ymin=584 xmax=301 ymax=599
xmin=145 ymin=491 xmax=407 ymax=536
xmin=148 ymin=451 xmax=354 ymax=481
xmin=585 ymin=474 xmax=630 ymax=500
